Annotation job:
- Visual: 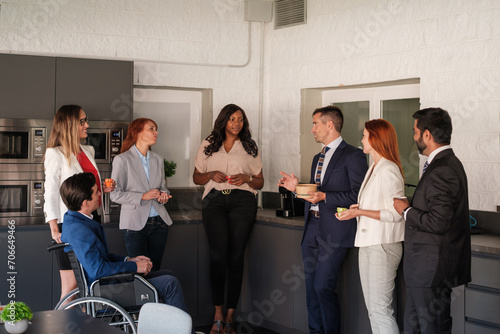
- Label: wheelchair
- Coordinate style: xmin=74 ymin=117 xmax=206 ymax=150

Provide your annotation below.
xmin=48 ymin=242 xmax=159 ymax=333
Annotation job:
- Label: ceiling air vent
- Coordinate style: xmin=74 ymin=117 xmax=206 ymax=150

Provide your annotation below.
xmin=275 ymin=0 xmax=306 ymax=29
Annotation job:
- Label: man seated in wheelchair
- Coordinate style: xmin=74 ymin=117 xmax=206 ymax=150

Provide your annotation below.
xmin=60 ymin=172 xmax=188 ymax=313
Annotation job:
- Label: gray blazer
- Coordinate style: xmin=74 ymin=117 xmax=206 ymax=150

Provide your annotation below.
xmin=110 ymin=147 xmax=172 ymax=231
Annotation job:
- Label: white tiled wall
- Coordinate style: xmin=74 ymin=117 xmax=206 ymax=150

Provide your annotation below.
xmin=0 ymin=0 xmax=499 ymax=210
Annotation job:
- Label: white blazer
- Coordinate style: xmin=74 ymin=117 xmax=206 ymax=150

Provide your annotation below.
xmin=354 ymin=158 xmax=405 ymax=247
xmin=110 ymin=147 xmax=172 ymax=231
xmin=44 ymin=145 xmax=105 ymax=224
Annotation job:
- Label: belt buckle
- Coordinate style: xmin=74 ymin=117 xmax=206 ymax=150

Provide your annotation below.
xmin=222 ymin=189 xmax=231 ymax=195
xmin=310 ymin=210 xmax=320 ymax=218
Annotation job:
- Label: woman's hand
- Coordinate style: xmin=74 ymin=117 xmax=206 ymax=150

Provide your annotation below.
xmin=49 ymin=220 xmax=62 ymax=243
xmin=336 ymin=204 xmax=359 ymax=221
xmin=158 ymin=192 xmax=172 ymax=204
xmin=227 ymin=174 xmax=251 ymax=186
xmin=193 ymin=168 xmax=228 ymax=185
xmin=210 ymin=171 xmax=228 ymax=183
xmin=142 ymin=189 xmax=161 ymax=201
xmin=102 ymin=180 xmax=116 ymax=193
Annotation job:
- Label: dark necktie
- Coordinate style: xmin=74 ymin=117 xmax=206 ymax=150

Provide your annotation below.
xmin=315 ymin=146 xmax=330 ymax=186
xmin=423 ymin=160 xmax=429 ymax=173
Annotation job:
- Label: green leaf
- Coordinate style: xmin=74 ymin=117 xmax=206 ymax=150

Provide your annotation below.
xmin=0 ymin=302 xmax=33 ymax=322
xmin=164 ymin=159 xmax=177 ymax=178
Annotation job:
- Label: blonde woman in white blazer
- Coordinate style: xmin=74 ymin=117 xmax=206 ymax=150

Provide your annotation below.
xmin=337 ymin=119 xmax=404 ymax=334
xmin=110 ymin=118 xmax=173 ymax=272
xmin=44 ymin=105 xmax=115 ymax=303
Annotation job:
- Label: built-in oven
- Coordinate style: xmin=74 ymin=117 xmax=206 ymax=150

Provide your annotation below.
xmin=0 ymin=164 xmax=45 ymax=226
xmin=0 ymin=119 xmax=52 ymax=164
xmin=84 ymin=121 xmax=129 ymax=164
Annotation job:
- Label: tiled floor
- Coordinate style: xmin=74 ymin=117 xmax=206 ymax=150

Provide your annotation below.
xmin=194 ymin=323 xmax=279 ymax=334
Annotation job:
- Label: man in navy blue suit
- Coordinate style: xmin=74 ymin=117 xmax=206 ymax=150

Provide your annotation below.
xmin=60 ymin=172 xmax=188 ymax=312
xmin=279 ymin=106 xmax=367 ymax=334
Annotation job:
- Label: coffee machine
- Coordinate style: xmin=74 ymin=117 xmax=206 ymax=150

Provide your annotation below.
xmin=276 ymin=186 xmax=305 ymax=217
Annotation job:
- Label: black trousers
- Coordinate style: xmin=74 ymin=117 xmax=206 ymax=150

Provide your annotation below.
xmin=404 ymin=285 xmax=452 ymax=334
xmin=202 ymin=189 xmax=257 ymax=308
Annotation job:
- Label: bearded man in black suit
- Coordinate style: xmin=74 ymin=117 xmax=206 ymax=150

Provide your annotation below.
xmin=394 ymin=107 xmax=471 ymax=334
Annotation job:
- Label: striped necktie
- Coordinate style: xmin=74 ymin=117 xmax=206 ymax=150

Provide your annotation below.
xmin=315 ymin=146 xmax=330 ymax=186
xmin=423 ymin=160 xmax=429 ymax=173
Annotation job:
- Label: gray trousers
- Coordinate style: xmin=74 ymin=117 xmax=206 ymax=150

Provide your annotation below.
xmin=359 ymin=242 xmax=403 ymax=334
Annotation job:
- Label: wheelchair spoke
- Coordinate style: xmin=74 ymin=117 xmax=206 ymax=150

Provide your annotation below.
xmin=61 ymin=296 xmax=137 ymax=334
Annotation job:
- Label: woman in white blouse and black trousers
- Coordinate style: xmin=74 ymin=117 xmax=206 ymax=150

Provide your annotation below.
xmin=193 ymin=104 xmax=264 ymax=334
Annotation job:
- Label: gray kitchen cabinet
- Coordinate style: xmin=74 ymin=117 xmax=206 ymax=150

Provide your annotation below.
xmin=465 ymin=322 xmax=500 ymax=334
xmin=0 ymin=225 xmax=53 ymax=311
xmin=160 ymin=221 xmax=200 ymax=316
xmin=242 ymin=223 xmax=298 ymax=330
xmin=241 ymin=222 xmax=373 ymax=334
xmin=465 ymin=252 xmax=500 ymax=331
xmin=0 ymin=54 xmax=56 ymax=119
xmin=55 ymin=57 xmax=133 ymax=122
xmin=197 ymin=218 xmax=214 ymax=324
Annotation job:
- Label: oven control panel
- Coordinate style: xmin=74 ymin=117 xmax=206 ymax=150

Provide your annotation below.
xmin=31 ymin=181 xmax=44 ymax=215
xmin=110 ymin=129 xmax=123 ymax=160
xmin=32 ymin=127 xmax=46 ymax=163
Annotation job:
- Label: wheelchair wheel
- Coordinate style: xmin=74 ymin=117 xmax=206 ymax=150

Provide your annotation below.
xmin=54 ymin=288 xmax=81 ymax=310
xmin=61 ymin=296 xmax=137 ymax=333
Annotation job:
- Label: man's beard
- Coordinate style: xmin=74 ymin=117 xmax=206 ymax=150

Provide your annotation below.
xmin=415 ymin=134 xmax=426 ymax=154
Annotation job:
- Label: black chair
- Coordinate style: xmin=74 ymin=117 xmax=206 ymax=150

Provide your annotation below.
xmin=48 ymin=243 xmax=159 ymax=334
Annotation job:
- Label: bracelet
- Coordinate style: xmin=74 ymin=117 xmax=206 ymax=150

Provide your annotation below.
xmin=248 ymin=175 xmax=253 ymax=183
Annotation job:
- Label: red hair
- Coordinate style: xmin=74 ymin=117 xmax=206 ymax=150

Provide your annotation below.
xmin=121 ymin=118 xmax=158 ymax=153
xmin=365 ymin=119 xmax=404 ymax=178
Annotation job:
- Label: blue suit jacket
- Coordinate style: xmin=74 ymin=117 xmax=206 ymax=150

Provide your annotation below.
xmin=61 ymin=210 xmax=137 ymax=284
xmin=303 ymin=140 xmax=368 ymax=247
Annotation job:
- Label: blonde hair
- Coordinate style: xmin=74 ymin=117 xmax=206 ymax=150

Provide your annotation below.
xmin=46 ymin=105 xmax=83 ymax=165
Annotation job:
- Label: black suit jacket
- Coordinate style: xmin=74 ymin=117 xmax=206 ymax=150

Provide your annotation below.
xmin=404 ymin=148 xmax=471 ymax=288
xmin=303 ymin=140 xmax=367 ymax=248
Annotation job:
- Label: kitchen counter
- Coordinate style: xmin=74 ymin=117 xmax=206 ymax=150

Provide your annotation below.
xmin=168 ymin=208 xmax=500 ymax=255
xmin=470 ymin=233 xmax=500 ymax=255
xmin=168 ymin=208 xmax=305 ymax=228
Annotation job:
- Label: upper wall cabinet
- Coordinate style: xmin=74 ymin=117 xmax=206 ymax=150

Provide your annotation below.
xmin=0 ymin=54 xmax=56 ymax=119
xmin=56 ymin=57 xmax=133 ymax=122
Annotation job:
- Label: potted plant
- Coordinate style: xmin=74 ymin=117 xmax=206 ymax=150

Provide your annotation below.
xmin=163 ymin=159 xmax=177 ymax=185
xmin=1 ymin=302 xmax=33 ymax=334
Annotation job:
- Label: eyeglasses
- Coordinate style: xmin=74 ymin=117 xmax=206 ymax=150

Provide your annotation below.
xmin=79 ymin=117 xmax=88 ymax=126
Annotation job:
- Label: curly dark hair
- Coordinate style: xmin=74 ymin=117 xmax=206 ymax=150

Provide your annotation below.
xmin=204 ymin=104 xmax=258 ymax=157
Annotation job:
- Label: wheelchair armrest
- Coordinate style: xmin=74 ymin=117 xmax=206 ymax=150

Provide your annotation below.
xmin=47 ymin=242 xmax=70 ymax=252
xmin=98 ymin=272 xmax=136 ymax=285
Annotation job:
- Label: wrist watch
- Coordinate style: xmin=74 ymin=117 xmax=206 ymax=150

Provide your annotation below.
xmin=401 ymin=206 xmax=410 ymax=218
xmin=248 ymin=175 xmax=253 ymax=183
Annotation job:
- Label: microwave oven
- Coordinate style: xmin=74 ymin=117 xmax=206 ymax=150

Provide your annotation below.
xmin=0 ymin=118 xmax=52 ymax=164
xmin=0 ymin=179 xmax=44 ymax=226
xmin=84 ymin=121 xmax=129 ymax=164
